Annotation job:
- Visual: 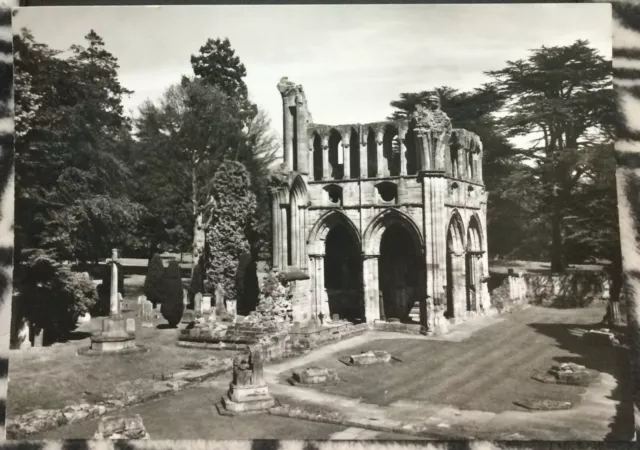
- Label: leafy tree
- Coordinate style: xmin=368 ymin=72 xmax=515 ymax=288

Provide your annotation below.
xmin=161 ymin=260 xmax=185 ymax=327
xmin=14 ymin=28 xmax=140 ymax=266
xmin=134 ymin=78 xmax=245 ymax=275
xmin=205 ymin=161 xmax=256 ymax=303
xmin=486 ymin=40 xmax=614 ymax=272
xmin=144 ymin=253 xmax=165 ymax=306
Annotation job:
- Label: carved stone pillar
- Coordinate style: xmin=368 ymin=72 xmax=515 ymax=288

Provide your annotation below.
xmin=343 ymin=142 xmax=351 ymax=179
xmin=295 ymin=95 xmax=308 ymax=174
xmin=271 ymin=189 xmax=280 ymax=270
xmin=322 ymin=137 xmax=330 ymax=180
xmin=308 ymin=136 xmax=315 ymax=179
xmin=421 ymin=171 xmax=448 ymax=333
xmin=359 ymin=131 xmax=368 ymax=178
xmin=399 ymin=129 xmax=407 ymax=176
xmin=311 ymin=254 xmax=328 ymax=322
xmin=300 ymin=206 xmax=308 ymax=269
xmin=280 ymin=203 xmax=288 ymax=269
xmin=376 ymin=132 xmax=385 ymax=177
xmin=291 ymin=204 xmax=299 ymax=268
xmin=363 ymin=255 xmax=380 ymax=323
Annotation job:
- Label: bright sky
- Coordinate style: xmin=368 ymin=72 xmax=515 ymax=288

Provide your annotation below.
xmin=15 ymin=4 xmax=611 ymax=153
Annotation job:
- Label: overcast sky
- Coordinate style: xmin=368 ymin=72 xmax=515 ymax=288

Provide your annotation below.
xmin=15 ymin=4 xmax=611 ymax=150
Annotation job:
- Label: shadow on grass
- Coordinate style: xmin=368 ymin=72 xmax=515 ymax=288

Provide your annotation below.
xmin=156 ymin=324 xmax=177 ymax=330
xmin=528 ymin=321 xmax=634 ymax=440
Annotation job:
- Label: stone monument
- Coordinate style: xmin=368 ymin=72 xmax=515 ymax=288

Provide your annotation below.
xmin=140 ymin=297 xmax=154 ymax=328
xmin=219 ymin=347 xmax=275 ymax=415
xmin=82 ymin=249 xmax=141 ymax=355
xmin=215 ymin=283 xmax=226 ymax=315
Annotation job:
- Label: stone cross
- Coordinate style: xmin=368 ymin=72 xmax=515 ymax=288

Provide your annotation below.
xmin=110 ymin=249 xmax=119 ymax=316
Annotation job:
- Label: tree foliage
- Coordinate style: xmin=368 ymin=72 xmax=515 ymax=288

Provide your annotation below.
xmin=486 ymin=40 xmax=614 ymax=271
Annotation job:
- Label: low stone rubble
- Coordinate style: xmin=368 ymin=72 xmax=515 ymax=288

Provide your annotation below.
xmin=583 ymin=328 xmax=619 ymax=346
xmin=532 ymin=362 xmax=601 ymax=387
xmin=6 ymin=356 xmax=232 ymax=439
xmin=349 ymin=350 xmax=392 ymax=366
xmin=514 ymin=398 xmax=573 ymax=411
xmin=93 ymin=414 xmax=150 ymax=439
xmin=291 ymin=367 xmax=340 ymax=385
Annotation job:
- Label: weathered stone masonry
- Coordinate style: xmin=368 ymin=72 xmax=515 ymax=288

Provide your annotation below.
xmin=271 ymin=77 xmax=490 ymax=335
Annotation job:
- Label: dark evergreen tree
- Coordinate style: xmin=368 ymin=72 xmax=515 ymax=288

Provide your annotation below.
xmin=143 ymin=253 xmax=165 ymax=306
xmin=161 ymin=260 xmax=185 ymax=327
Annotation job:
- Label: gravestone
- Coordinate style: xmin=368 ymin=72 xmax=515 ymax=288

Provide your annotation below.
xmin=140 ymin=299 xmax=154 ymax=328
xmin=227 ymin=299 xmax=237 ymax=323
xmin=202 ymin=295 xmax=212 ymax=313
xmin=215 ymin=284 xmax=226 ymax=315
xmin=220 ymin=347 xmax=275 ymax=414
xmin=194 ymin=293 xmax=203 ymax=315
xmin=16 ymin=320 xmax=31 ymax=350
xmin=33 ymin=329 xmax=43 ymax=348
xmin=183 ymin=289 xmax=188 ymax=306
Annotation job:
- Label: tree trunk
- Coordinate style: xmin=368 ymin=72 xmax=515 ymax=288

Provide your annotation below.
xmin=191 ymin=164 xmax=205 ymax=279
xmin=550 ymin=201 xmax=566 ymax=273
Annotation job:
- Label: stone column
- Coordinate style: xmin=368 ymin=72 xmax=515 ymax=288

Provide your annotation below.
xmin=280 ymin=204 xmax=288 ymax=269
xmin=295 ymin=95 xmax=308 ymax=174
xmin=421 ymin=172 xmax=448 ymax=333
xmin=399 ymin=129 xmax=407 ymax=176
xmin=300 ymin=206 xmax=308 ymax=269
xmin=291 ymin=204 xmax=299 ymax=268
xmin=360 ymin=131 xmax=368 ymax=178
xmin=322 ymin=137 xmax=330 ymax=180
xmin=110 ymin=249 xmax=119 ymax=316
xmin=271 ymin=189 xmax=280 ymax=270
xmin=308 ymin=136 xmax=315 ymax=179
xmin=376 ymin=131 xmax=385 ymax=177
xmin=363 ymin=255 xmax=380 ymax=324
xmin=282 ymin=100 xmax=294 ymax=171
xmin=311 ymin=254 xmax=327 ymax=322
xmin=343 ymin=141 xmax=351 ymax=179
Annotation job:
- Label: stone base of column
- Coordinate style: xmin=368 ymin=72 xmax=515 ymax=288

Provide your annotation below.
xmin=79 ymin=316 xmax=145 ymax=356
xmin=219 ymin=383 xmax=276 ymax=415
xmin=432 ymin=308 xmax=450 ymax=335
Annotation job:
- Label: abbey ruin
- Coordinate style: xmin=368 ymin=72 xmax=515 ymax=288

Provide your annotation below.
xmin=271 ymin=77 xmax=490 ymax=335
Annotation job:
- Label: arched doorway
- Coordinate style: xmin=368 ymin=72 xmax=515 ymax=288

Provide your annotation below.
xmin=378 ymin=223 xmax=423 ymax=323
xmin=446 ymin=213 xmax=466 ymax=320
xmin=324 ymin=223 xmax=362 ymax=322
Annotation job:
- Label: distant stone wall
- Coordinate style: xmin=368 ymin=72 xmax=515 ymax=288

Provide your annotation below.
xmin=489 ymin=269 xmax=611 ymax=310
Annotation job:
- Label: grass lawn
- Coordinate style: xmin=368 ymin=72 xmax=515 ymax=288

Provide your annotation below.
xmin=7 ymin=273 xmax=233 ymax=418
xmin=279 ymin=305 xmax=628 ymax=415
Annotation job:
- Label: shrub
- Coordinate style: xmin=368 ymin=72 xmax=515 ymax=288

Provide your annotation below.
xmin=205 ymin=161 xmax=256 ymax=304
xmin=144 ymin=254 xmax=165 ymax=306
xmin=18 ymin=249 xmax=98 ymax=344
xmin=94 ymin=261 xmax=125 ymax=316
xmin=161 ymin=260 xmax=185 ymax=327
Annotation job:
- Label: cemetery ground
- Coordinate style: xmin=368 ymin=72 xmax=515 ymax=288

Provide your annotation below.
xmin=11 ymin=298 xmax=633 ymax=440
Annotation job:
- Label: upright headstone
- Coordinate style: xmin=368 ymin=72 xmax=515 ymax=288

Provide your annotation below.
xmin=16 ymin=320 xmax=31 ymax=350
xmin=215 ymin=284 xmax=226 ymax=315
xmin=141 ymin=299 xmax=154 ymax=328
xmin=110 ymin=249 xmax=119 ymax=316
xmin=251 ymin=347 xmax=264 ymax=385
xmin=194 ymin=293 xmax=203 ymax=315
xmin=183 ymin=289 xmax=188 ymax=306
xmin=33 ymin=329 xmax=43 ymax=348
xmin=227 ymin=299 xmax=237 ymax=323
xmin=202 ymin=294 xmax=212 ymax=314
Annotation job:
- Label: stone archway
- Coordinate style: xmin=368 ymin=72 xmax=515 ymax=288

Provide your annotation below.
xmin=466 ymin=214 xmax=484 ymax=313
xmin=379 ymin=224 xmax=422 ymax=322
xmin=446 ymin=212 xmax=466 ymax=321
xmin=363 ymin=208 xmax=425 ymax=324
xmin=308 ymin=211 xmax=363 ymax=323
xmin=325 ymin=224 xmax=362 ymax=322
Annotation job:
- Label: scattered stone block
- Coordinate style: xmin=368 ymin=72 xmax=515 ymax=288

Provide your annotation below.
xmin=292 ymin=367 xmax=339 ymax=385
xmin=514 ymin=398 xmax=573 ymax=411
xmin=583 ymin=329 xmax=615 ymax=346
xmin=349 ymin=350 xmax=392 ymax=366
xmin=532 ymin=362 xmax=601 ymax=387
xmin=93 ymin=414 xmax=150 ymax=439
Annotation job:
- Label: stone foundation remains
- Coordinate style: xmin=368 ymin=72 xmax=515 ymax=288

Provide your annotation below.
xmin=291 ymin=367 xmax=340 ymax=385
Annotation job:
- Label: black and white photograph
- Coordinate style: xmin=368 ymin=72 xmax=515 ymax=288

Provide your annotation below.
xmin=5 ymin=2 xmax=633 ymax=442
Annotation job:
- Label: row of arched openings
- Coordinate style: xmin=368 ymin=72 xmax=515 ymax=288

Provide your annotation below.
xmin=311 ymin=126 xmax=419 ymax=181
